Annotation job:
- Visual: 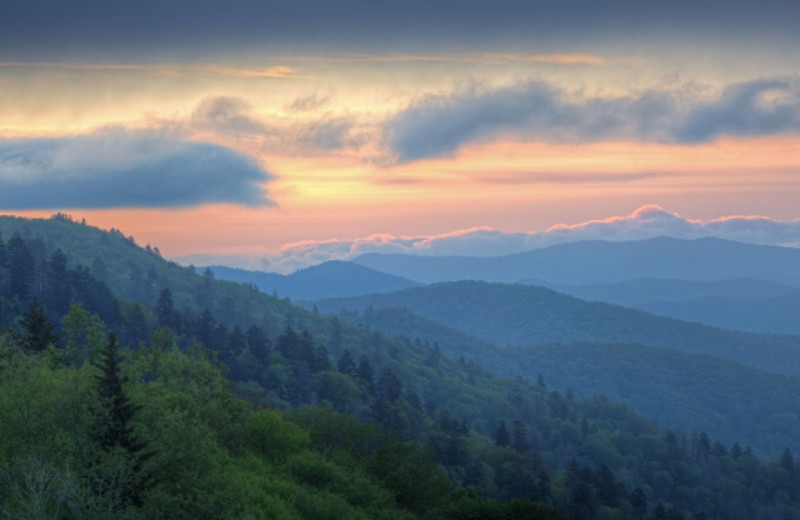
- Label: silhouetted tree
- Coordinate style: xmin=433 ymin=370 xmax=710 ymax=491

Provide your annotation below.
xmin=495 ymin=421 xmax=511 ymax=447
xmin=357 ymin=354 xmax=374 ymax=388
xmin=630 ymin=487 xmax=648 ymax=520
xmin=155 ymin=288 xmax=175 ymax=330
xmin=7 ymin=232 xmax=35 ymax=301
xmin=91 ymin=333 xmax=153 ymax=507
xmin=338 ymin=348 xmax=357 ymax=376
xmin=18 ymin=297 xmax=60 ymax=353
xmin=47 ymin=248 xmax=71 ymax=316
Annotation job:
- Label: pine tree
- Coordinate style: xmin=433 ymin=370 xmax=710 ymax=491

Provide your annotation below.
xmin=337 ymin=348 xmax=357 ymax=376
xmin=155 ymin=287 xmax=175 ymax=330
xmin=495 ymin=421 xmax=511 ymax=447
xmin=91 ymin=333 xmax=153 ymax=507
xmin=18 ymin=297 xmax=60 ymax=353
xmin=47 ymin=248 xmax=71 ymax=316
xmin=7 ymin=232 xmax=35 ymax=301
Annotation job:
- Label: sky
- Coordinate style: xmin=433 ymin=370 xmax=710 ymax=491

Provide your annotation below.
xmin=2 ymin=1 xmax=800 ymax=272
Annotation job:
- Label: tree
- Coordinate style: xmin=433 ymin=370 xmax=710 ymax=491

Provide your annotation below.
xmin=61 ymin=301 xmax=107 ymax=366
xmin=630 ymin=487 xmax=648 ymax=520
xmin=91 ymin=333 xmax=152 ymax=507
xmin=337 ymin=348 xmax=357 ymax=376
xmin=512 ymin=420 xmax=529 ymax=453
xmin=495 ymin=421 xmax=511 ymax=447
xmin=781 ymin=447 xmax=796 ymax=473
xmin=155 ymin=288 xmax=175 ymax=330
xmin=7 ymin=232 xmax=35 ymax=301
xmin=357 ymin=355 xmax=374 ymax=388
xmin=18 ymin=297 xmax=60 ymax=353
xmin=377 ymin=367 xmax=403 ymax=402
xmin=245 ymin=325 xmax=269 ymax=363
xmin=47 ymin=248 xmax=71 ymax=316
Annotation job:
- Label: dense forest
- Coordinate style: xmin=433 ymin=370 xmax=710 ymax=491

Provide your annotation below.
xmin=3 ymin=214 xmax=800 ymax=519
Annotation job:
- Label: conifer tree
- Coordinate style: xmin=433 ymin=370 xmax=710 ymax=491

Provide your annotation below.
xmin=91 ymin=333 xmax=153 ymax=507
xmin=155 ymin=287 xmax=175 ymax=329
xmin=18 ymin=297 xmax=60 ymax=353
xmin=337 ymin=348 xmax=357 ymax=376
xmin=495 ymin=421 xmax=511 ymax=447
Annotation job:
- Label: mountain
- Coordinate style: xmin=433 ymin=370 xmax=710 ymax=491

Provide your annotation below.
xmin=636 ymin=291 xmax=800 ymax=335
xmin=207 ymin=261 xmax=419 ymax=301
xmin=319 ymin=302 xmax=800 ymax=455
xmin=353 ymin=236 xmax=800 ymax=286
xmin=6 ymin=215 xmax=800 ymax=518
xmin=520 ymin=277 xmax=798 ymax=306
xmin=313 ymin=280 xmax=800 ymax=376
xmin=519 ymin=277 xmax=800 ymax=334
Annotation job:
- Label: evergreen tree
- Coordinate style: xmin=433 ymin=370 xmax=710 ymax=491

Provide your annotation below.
xmin=630 ymin=487 xmax=648 ymax=520
xmin=7 ymin=232 xmax=35 ymax=301
xmin=18 ymin=297 xmax=60 ymax=353
xmin=337 ymin=348 xmax=357 ymax=376
xmin=47 ymin=248 xmax=71 ymax=316
xmin=245 ymin=325 xmax=269 ymax=363
xmin=495 ymin=420 xmax=511 ymax=447
xmin=377 ymin=367 xmax=403 ymax=402
xmin=155 ymin=287 xmax=175 ymax=330
xmin=196 ymin=308 xmax=216 ymax=348
xmin=357 ymin=354 xmax=374 ymax=388
xmin=91 ymin=333 xmax=153 ymax=507
xmin=512 ymin=420 xmax=529 ymax=452
xmin=781 ymin=447 xmax=796 ymax=473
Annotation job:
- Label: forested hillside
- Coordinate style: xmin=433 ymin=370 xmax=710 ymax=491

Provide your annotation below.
xmin=207 ymin=261 xmax=419 ymax=301
xmin=3 ymin=215 xmax=800 ymax=519
xmin=319 ymin=304 xmax=800 ymax=456
xmin=521 ymin=277 xmax=800 ymax=335
xmin=313 ymin=280 xmax=800 ymax=376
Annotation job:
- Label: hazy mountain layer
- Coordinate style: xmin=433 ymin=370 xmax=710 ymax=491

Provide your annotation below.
xmin=518 ymin=277 xmax=800 ymax=334
xmin=313 ymin=280 xmax=800 ymax=376
xmin=207 ymin=261 xmax=419 ymax=301
xmin=354 ymin=236 xmax=800 ymax=286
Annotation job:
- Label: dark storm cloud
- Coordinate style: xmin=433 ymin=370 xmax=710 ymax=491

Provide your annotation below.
xmin=0 ymin=129 xmax=274 ymax=209
xmin=383 ymin=78 xmax=800 ymax=162
xmin=2 ymin=1 xmax=799 ymax=60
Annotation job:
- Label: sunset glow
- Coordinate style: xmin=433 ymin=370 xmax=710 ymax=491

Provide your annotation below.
xmin=2 ymin=1 xmax=800 ymax=270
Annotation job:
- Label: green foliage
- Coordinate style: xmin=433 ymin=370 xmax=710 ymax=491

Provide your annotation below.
xmin=6 ymin=216 xmax=800 ymax=520
xmin=17 ymin=297 xmax=60 ymax=354
xmin=61 ymin=302 xmax=108 ymax=365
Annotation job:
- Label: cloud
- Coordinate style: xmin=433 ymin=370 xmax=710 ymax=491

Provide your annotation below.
xmin=288 ymin=92 xmax=332 ymax=112
xmin=383 ymin=78 xmax=800 ymax=162
xmin=191 ymin=96 xmax=272 ymax=137
xmin=676 ymin=78 xmax=800 ymax=142
xmin=184 ymin=205 xmax=800 ymax=273
xmin=292 ymin=117 xmax=357 ymax=151
xmin=0 ymin=127 xmax=274 ymax=209
xmin=475 ymin=170 xmax=672 ymax=185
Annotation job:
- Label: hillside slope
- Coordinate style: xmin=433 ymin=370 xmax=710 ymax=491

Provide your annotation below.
xmin=313 ymin=280 xmax=800 ymax=376
xmin=208 ymin=261 xmax=419 ymax=300
xmin=320 ymin=302 xmax=800 ymax=455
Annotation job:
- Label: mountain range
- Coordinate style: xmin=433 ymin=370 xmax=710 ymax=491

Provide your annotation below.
xmin=206 ymin=261 xmax=418 ymax=301
xmin=352 ymin=236 xmax=800 ymax=286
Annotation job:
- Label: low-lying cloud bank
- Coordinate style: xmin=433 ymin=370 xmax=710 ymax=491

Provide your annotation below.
xmin=180 ymin=205 xmax=800 ymax=273
xmin=0 ymin=127 xmax=274 ymax=209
